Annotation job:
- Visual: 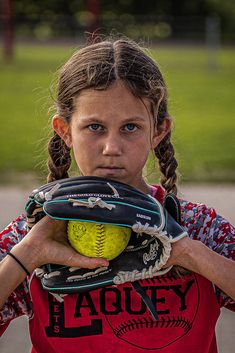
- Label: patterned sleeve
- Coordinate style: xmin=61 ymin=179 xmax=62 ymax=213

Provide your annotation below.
xmin=180 ymin=200 xmax=235 ymax=310
xmin=0 ymin=215 xmax=33 ymax=332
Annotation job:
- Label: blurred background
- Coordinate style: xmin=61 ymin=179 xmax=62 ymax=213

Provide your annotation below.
xmin=0 ymin=1 xmax=235 ymax=352
xmin=0 ymin=0 xmax=235 ymax=184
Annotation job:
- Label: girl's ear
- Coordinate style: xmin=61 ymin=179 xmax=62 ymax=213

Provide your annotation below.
xmin=151 ymin=116 xmax=172 ymax=149
xmin=52 ymin=116 xmax=72 ymax=148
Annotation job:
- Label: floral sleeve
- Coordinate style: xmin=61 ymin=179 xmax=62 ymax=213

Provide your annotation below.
xmin=180 ymin=200 xmax=235 ymax=310
xmin=0 ymin=215 xmax=33 ymax=332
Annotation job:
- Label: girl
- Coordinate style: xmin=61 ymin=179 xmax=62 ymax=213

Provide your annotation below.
xmin=0 ymin=38 xmax=235 ymax=353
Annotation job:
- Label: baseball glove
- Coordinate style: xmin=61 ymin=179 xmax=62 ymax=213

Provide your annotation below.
xmin=25 ymin=176 xmax=187 ymax=319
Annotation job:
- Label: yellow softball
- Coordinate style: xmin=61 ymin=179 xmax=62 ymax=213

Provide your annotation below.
xmin=67 ymin=221 xmax=131 ymax=260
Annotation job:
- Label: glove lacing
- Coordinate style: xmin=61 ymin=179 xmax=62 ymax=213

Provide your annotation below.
xmin=68 ymin=197 xmax=115 ymax=211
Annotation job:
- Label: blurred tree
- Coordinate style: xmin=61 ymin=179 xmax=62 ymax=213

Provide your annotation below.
xmin=100 ymin=0 xmax=235 ymax=17
xmin=11 ymin=0 xmax=235 ymax=18
xmin=6 ymin=0 xmax=235 ymax=41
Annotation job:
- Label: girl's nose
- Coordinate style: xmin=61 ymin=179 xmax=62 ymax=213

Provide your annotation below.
xmin=102 ymin=133 xmax=122 ymax=156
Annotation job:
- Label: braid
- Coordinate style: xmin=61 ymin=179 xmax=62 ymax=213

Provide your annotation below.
xmin=154 ymin=131 xmax=178 ymax=195
xmin=47 ymin=132 xmax=71 ymax=183
xmin=155 ymin=130 xmax=189 ymax=276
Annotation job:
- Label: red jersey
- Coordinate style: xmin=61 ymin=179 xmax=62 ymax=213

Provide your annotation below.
xmin=1 ymin=185 xmax=235 ymax=352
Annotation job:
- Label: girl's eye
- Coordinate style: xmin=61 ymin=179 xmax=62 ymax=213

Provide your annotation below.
xmin=88 ymin=124 xmax=103 ymax=131
xmin=124 ymin=123 xmax=138 ymax=132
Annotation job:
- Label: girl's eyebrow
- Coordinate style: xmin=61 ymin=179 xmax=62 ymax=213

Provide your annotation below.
xmin=122 ymin=116 xmax=147 ymax=122
xmin=78 ymin=115 xmax=147 ymax=123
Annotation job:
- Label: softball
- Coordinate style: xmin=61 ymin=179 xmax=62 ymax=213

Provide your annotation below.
xmin=67 ymin=221 xmax=131 ymax=260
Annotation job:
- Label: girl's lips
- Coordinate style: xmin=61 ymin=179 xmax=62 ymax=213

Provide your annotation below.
xmin=99 ymin=166 xmax=122 ymax=169
xmin=97 ymin=166 xmax=124 ymax=175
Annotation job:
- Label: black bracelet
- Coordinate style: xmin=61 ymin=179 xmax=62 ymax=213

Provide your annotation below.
xmin=7 ymin=252 xmax=30 ymax=276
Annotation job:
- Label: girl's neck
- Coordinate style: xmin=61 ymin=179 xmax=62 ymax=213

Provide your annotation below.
xmin=135 ymin=179 xmax=152 ymax=195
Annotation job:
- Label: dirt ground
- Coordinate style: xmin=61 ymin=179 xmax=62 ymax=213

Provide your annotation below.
xmin=0 ymin=183 xmax=235 ymax=353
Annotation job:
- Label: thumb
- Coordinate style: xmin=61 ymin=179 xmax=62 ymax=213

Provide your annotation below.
xmin=56 ymin=248 xmax=109 ymax=269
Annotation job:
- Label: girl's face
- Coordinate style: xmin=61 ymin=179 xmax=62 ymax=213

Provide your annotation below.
xmin=53 ymin=81 xmax=170 ymax=193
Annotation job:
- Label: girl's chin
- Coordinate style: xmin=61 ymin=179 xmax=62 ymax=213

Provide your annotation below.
xmin=80 ymin=169 xmax=130 ymax=185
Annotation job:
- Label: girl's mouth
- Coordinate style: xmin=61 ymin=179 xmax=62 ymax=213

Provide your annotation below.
xmin=97 ymin=166 xmax=124 ymax=175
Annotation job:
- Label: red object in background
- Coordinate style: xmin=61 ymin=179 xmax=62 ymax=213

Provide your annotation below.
xmin=85 ymin=0 xmax=101 ymax=40
xmin=1 ymin=0 xmax=14 ymax=60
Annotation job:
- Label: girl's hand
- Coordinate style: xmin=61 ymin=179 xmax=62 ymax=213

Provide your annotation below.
xmin=14 ymin=216 xmax=109 ymax=273
xmin=164 ymin=236 xmax=193 ymax=268
xmin=164 ymin=236 xmax=235 ymax=300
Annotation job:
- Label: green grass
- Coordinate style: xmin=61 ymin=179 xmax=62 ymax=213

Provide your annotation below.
xmin=0 ymin=44 xmax=235 ymax=184
xmin=0 ymin=45 xmax=75 ymax=182
xmin=150 ymin=47 xmax=235 ymax=183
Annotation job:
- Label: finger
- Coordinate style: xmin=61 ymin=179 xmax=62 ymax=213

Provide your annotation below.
xmin=68 ymin=254 xmax=109 ymax=269
xmin=53 ymin=248 xmax=109 ymax=269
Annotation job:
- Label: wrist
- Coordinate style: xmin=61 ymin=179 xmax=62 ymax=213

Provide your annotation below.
xmin=174 ymin=238 xmax=205 ymax=273
xmin=7 ymin=252 xmax=30 ymax=276
xmin=12 ymin=238 xmax=43 ymax=273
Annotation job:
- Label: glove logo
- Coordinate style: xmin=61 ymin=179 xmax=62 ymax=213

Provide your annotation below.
xmin=136 ymin=213 xmax=151 ymax=221
xmin=143 ymin=242 xmax=160 ymax=264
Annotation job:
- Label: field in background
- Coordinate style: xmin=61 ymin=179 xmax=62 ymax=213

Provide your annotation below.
xmin=0 ymin=44 xmax=235 ymax=184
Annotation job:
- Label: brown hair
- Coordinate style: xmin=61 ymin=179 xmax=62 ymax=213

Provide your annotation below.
xmin=47 ymin=38 xmax=178 ymax=194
